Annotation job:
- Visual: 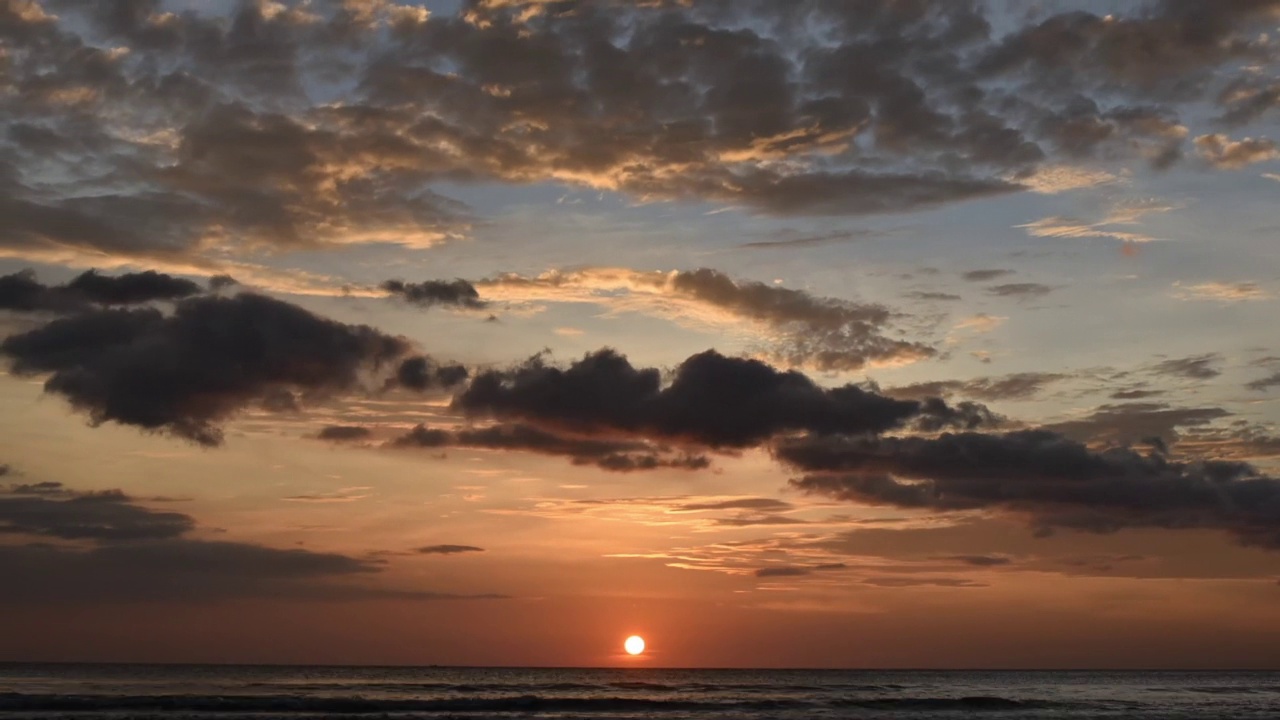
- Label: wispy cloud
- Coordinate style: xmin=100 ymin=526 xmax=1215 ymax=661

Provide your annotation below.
xmin=1174 ymin=281 xmax=1273 ymax=302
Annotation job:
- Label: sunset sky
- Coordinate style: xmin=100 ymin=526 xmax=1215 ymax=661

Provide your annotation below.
xmin=1 ymin=0 xmax=1279 ymax=669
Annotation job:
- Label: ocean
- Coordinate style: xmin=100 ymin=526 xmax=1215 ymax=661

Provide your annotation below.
xmin=0 ymin=664 xmax=1277 ymax=719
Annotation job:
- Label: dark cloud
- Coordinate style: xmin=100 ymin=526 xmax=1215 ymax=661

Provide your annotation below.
xmin=667 ymin=268 xmax=935 ymax=371
xmin=417 ymin=545 xmax=485 ymax=555
xmin=483 ymin=267 xmax=936 ymax=371
xmin=1 ymin=293 xmax=409 ymax=445
xmin=209 ymin=275 xmax=239 ymax=291
xmin=904 ymin=291 xmax=962 ymax=302
xmin=0 ymin=482 xmax=193 ymax=541
xmin=394 ymin=356 xmax=469 ymax=392
xmin=986 ymin=283 xmax=1053 ymax=299
xmin=1110 ymin=388 xmax=1165 ymax=400
xmin=887 ymin=372 xmax=1067 ymax=402
xmin=677 ymin=498 xmax=794 ymax=513
xmin=382 ymin=279 xmax=487 ymax=310
xmin=0 ymin=269 xmax=203 ymax=313
xmin=1246 ymin=372 xmax=1280 ymax=392
xmin=0 ymin=479 xmax=504 ymax=604
xmin=755 ymin=566 xmax=811 ymax=578
xmin=456 ymin=348 xmax=992 ymax=450
xmin=962 ymin=269 xmax=1014 ymax=282
xmin=64 ymin=270 xmax=203 ymax=305
xmin=738 ymin=229 xmax=889 ymax=250
xmin=317 ymin=425 xmax=372 ymax=442
xmin=1150 ymin=353 xmax=1222 ymax=380
xmin=391 ymin=422 xmax=710 ymax=473
xmin=863 ymin=577 xmax=985 ymax=588
xmin=782 ymin=429 xmax=1280 ymax=548
xmin=937 ymin=555 xmax=1013 ymax=567
xmin=1041 ymin=403 xmax=1231 ymax=447
xmin=713 ymin=514 xmax=809 ymax=527
xmin=5 ymin=1 xmax=1277 ymax=264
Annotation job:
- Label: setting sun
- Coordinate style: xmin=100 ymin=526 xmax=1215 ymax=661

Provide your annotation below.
xmin=624 ymin=635 xmax=646 ymax=656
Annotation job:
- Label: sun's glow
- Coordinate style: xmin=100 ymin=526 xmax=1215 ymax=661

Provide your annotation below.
xmin=624 ymin=635 xmax=646 ymax=655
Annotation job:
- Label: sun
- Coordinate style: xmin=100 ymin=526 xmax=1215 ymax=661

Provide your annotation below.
xmin=624 ymin=635 xmax=646 ymax=655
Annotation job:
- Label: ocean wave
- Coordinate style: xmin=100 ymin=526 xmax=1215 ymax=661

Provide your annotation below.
xmin=829 ymin=695 xmax=1060 ymax=710
xmin=0 ymin=692 xmax=815 ymax=714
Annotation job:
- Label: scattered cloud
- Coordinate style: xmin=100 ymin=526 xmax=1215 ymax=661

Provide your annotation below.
xmin=417 ymin=545 xmax=486 ymax=555
xmin=478 ymin=268 xmax=935 ymax=372
xmin=986 ymin=283 xmax=1053 ymax=299
xmin=783 ymin=429 xmax=1280 ymax=548
xmin=1175 ymin=282 xmax=1273 ymax=302
xmin=382 ymin=279 xmax=488 ymax=310
xmin=0 ymin=293 xmax=412 ymax=445
xmin=962 ymin=269 xmax=1014 ymax=282
xmin=1194 ymin=134 xmax=1279 ymax=169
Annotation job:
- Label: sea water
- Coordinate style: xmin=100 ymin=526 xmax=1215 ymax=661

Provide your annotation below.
xmin=0 ymin=664 xmax=1277 ymax=719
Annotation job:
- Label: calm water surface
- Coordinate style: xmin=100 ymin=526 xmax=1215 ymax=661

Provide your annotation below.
xmin=0 ymin=664 xmax=1277 ymax=719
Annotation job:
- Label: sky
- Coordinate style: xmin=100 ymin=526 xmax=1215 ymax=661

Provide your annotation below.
xmin=1 ymin=0 xmax=1279 ymax=669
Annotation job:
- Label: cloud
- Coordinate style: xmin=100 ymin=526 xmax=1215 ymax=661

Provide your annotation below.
xmin=1194 ymin=134 xmax=1280 ymax=169
xmin=754 ymin=566 xmax=811 ymax=578
xmin=1247 ymin=372 xmax=1280 ymax=392
xmin=0 ymin=479 xmax=503 ymax=604
xmin=417 ymin=545 xmax=485 ymax=555
xmin=962 ymin=269 xmax=1013 ymax=282
xmin=0 ymin=269 xmax=204 ymax=313
xmin=0 ymin=482 xmax=193 ymax=541
xmin=986 ymin=283 xmax=1053 ymax=299
xmin=382 ymin=279 xmax=488 ymax=310
xmin=1 ymin=293 xmax=411 ymax=445
xmin=886 ymin=373 xmax=1067 ymax=403
xmin=737 ymin=229 xmax=891 ymax=250
xmin=952 ymin=314 xmax=1006 ymax=333
xmin=782 ymin=429 xmax=1280 ymax=548
xmin=478 ymin=267 xmax=935 ymax=371
xmin=1042 ymin=402 xmax=1231 ymax=446
xmin=456 ymin=348 xmax=993 ymax=450
xmin=7 ymin=0 xmax=1278 ymax=269
xmin=905 ymin=291 xmax=962 ymax=302
xmin=937 ymin=555 xmax=1013 ymax=567
xmin=1149 ymin=354 xmax=1222 ymax=380
xmin=393 ymin=356 xmax=470 ymax=392
xmin=317 ymin=425 xmax=373 ymax=442
xmin=1018 ymin=199 xmax=1177 ymax=244
xmin=391 ymin=422 xmax=710 ymax=473
xmin=1175 ymin=281 xmax=1273 ymax=302
xmin=862 ymin=577 xmax=985 ymax=588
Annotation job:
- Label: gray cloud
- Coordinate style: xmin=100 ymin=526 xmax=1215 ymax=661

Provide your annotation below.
xmin=1 ymin=293 xmax=411 ymax=445
xmin=987 ymin=283 xmax=1053 ymax=299
xmin=937 ymin=554 xmax=1014 ymax=567
xmin=0 ymin=269 xmax=204 ymax=313
xmin=1041 ymin=403 xmax=1231 ymax=447
xmin=5 ymin=1 xmax=1277 ymax=265
xmin=382 ymin=279 xmax=488 ymax=310
xmin=417 ymin=545 xmax=485 ymax=555
xmin=393 ymin=356 xmax=470 ymax=392
xmin=392 ymin=422 xmax=710 ymax=473
xmin=782 ymin=429 xmax=1280 ymax=548
xmin=317 ymin=425 xmax=373 ymax=442
xmin=0 ymin=482 xmax=193 ymax=541
xmin=481 ymin=268 xmax=935 ymax=372
xmin=962 ymin=269 xmax=1014 ymax=282
xmin=456 ymin=348 xmax=993 ymax=450
xmin=0 ymin=478 xmax=502 ymax=604
xmin=886 ymin=372 xmax=1067 ymax=402
xmin=1150 ymin=353 xmax=1222 ymax=380
xmin=1247 ymin=372 xmax=1280 ymax=392
xmin=905 ymin=291 xmax=962 ymax=302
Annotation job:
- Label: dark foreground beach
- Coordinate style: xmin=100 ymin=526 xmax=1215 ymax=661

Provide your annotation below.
xmin=0 ymin=664 xmax=1277 ymax=719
